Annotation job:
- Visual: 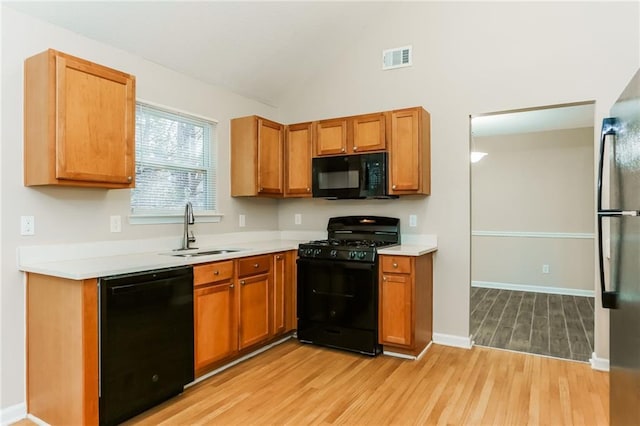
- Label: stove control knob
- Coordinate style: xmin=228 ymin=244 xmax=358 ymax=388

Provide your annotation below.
xmin=357 ymin=251 xmax=366 ymax=260
xmin=349 ymin=251 xmax=356 ymax=259
xmin=305 ymin=248 xmax=313 ymax=256
xmin=314 ymin=249 xmax=322 ymax=256
xmin=330 ymin=250 xmax=338 ymax=257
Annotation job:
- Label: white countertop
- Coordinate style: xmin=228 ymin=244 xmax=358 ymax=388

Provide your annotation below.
xmin=18 ymin=232 xmax=438 ymax=280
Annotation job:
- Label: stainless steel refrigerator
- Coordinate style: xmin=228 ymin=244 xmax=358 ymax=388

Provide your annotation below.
xmin=597 ymin=68 xmax=640 ymax=425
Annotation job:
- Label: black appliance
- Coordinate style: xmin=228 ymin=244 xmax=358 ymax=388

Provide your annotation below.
xmin=312 ymin=152 xmax=396 ymax=199
xmin=99 ymin=266 xmax=194 ymax=426
xmin=597 ymin=68 xmax=640 ymax=425
xmin=297 ymin=216 xmax=400 ymax=355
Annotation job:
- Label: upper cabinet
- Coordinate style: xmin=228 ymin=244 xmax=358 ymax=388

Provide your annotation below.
xmin=231 ymin=106 xmax=430 ymax=198
xmin=285 ymin=122 xmax=313 ymax=197
xmin=24 ymin=49 xmax=136 ymax=188
xmin=231 ymin=116 xmax=284 ymax=197
xmin=352 ymin=112 xmax=387 ymax=153
xmin=389 ymin=107 xmax=431 ymax=196
xmin=315 ymin=118 xmax=348 ymax=156
xmin=314 ymin=112 xmax=387 ymax=157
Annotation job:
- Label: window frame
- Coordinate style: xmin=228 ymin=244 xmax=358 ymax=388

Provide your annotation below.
xmin=129 ymin=99 xmax=221 ymax=225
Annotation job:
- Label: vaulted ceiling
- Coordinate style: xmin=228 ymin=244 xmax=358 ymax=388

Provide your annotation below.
xmin=6 ymin=1 xmax=393 ymax=107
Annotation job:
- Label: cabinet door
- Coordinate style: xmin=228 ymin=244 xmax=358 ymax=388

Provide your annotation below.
xmin=379 ymin=273 xmax=414 ymax=347
xmin=194 ymin=282 xmax=237 ymax=371
xmin=238 ymin=274 xmax=270 ymax=349
xmin=56 ymin=54 xmax=135 ymax=185
xmin=352 ymin=113 xmax=387 ymax=153
xmin=285 ymin=123 xmax=312 ymax=197
xmin=257 ymin=118 xmax=284 ymax=195
xmin=389 ymin=108 xmax=421 ymax=193
xmin=315 ymin=118 xmax=347 ymax=156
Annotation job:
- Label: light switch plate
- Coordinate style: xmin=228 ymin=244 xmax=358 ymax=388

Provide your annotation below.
xmin=239 ymin=214 xmax=246 ymax=227
xmin=409 ymin=215 xmax=417 ymax=227
xmin=294 ymin=213 xmax=302 ymax=225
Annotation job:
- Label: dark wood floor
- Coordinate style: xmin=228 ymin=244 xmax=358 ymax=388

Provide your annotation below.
xmin=471 ymin=287 xmax=594 ymax=361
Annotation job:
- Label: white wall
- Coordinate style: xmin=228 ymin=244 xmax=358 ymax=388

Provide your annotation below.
xmin=277 ymin=1 xmax=639 ymax=361
xmin=0 ymin=6 xmax=281 ymax=410
xmin=472 ymin=127 xmax=595 ymax=293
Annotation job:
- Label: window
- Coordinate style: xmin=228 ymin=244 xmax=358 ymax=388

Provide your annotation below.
xmin=130 ymin=102 xmax=218 ymax=223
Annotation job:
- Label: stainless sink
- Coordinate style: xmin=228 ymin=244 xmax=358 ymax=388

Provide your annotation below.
xmin=163 ymin=249 xmax=242 ymax=257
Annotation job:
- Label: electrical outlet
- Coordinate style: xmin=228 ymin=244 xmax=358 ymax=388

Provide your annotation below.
xmin=294 ymin=213 xmax=302 ymax=225
xmin=542 ymin=264 xmax=550 ymax=274
xmin=110 ymin=215 xmax=122 ymax=233
xmin=409 ymin=215 xmax=417 ymax=227
xmin=239 ymin=214 xmax=246 ymax=227
xmin=21 ymin=216 xmax=35 ymax=236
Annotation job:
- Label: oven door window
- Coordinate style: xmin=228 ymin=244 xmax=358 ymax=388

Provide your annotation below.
xmin=297 ymin=259 xmax=377 ymax=329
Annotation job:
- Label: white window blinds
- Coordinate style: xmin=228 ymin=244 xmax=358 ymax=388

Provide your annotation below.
xmin=131 ymin=102 xmax=216 ymax=215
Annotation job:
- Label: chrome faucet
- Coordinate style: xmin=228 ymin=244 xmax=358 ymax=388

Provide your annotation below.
xmin=181 ymin=202 xmax=197 ymax=250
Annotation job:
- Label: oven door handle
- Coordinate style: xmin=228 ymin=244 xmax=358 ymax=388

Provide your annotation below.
xmin=312 ymin=289 xmax=355 ymax=298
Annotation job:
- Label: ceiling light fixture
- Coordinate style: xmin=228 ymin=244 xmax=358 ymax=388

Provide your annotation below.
xmin=470 ymin=151 xmax=488 ymax=163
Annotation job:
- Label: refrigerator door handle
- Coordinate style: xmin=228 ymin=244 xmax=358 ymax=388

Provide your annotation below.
xmin=597 ymin=213 xmax=618 ymax=309
xmin=597 ymin=118 xmax=620 ymax=309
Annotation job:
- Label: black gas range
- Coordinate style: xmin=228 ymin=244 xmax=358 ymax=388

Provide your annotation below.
xmin=298 ymin=216 xmax=400 ymax=262
xmin=296 ymin=216 xmax=400 ymax=356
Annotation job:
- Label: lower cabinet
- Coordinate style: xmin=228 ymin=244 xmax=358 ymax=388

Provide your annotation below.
xmin=238 ymin=255 xmax=271 ymax=350
xmin=194 ymin=250 xmax=296 ymax=376
xmin=378 ymin=253 xmax=433 ymax=357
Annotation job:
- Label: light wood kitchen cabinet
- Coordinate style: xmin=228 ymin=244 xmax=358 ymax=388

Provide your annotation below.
xmin=272 ymin=251 xmax=296 ymax=335
xmin=314 ymin=113 xmax=388 ymax=157
xmin=389 ymin=107 xmax=431 ymax=195
xmin=231 ymin=116 xmax=284 ymax=197
xmin=24 ymin=49 xmax=135 ymax=188
xmin=26 ymin=273 xmax=99 ymax=425
xmin=193 ymin=261 xmax=237 ymax=372
xmin=379 ymin=253 xmax=433 ymax=357
xmin=284 ymin=122 xmax=313 ymax=197
xmin=352 ymin=112 xmax=388 ymax=153
xmin=315 ymin=118 xmax=348 ymax=156
xmin=237 ymin=255 xmax=272 ymax=349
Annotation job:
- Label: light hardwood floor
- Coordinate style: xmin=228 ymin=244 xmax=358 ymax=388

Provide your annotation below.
xmin=16 ymin=339 xmax=609 ymax=425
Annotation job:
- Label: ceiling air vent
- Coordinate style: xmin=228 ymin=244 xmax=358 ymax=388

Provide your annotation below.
xmin=382 ymin=45 xmax=412 ymax=70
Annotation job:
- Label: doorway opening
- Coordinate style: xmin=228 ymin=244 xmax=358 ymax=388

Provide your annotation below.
xmin=469 ymin=101 xmax=596 ymax=361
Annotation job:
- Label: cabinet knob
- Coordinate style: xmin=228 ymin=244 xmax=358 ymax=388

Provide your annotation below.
xmin=353 ymin=146 xmax=358 ymax=151
xmin=383 ymin=276 xmax=387 ymax=281
xmin=230 ymin=283 xmax=235 ymax=288
xmin=393 ymin=263 xmax=398 ymax=268
xmin=253 ymin=263 xmax=259 ymax=268
xmin=392 ymin=184 xmax=397 ymax=189
xmin=214 ymin=270 xmax=220 ymax=276
xmin=306 ymin=187 xmax=310 ymax=192
xmin=341 ymin=148 xmax=345 ymax=153
xmin=260 ymin=187 xmax=264 ymax=191
xmin=127 ymin=176 xmax=133 ymax=182
xmin=240 ymin=280 xmax=246 ymax=285
xmin=276 ymin=255 xmax=282 ymax=260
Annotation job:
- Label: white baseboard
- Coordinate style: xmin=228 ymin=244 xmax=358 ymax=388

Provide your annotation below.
xmin=433 ymin=333 xmax=473 ymax=349
xmin=590 ymin=352 xmax=610 ymax=371
xmin=472 ymin=281 xmax=595 ymax=298
xmin=0 ymin=402 xmax=26 ymax=426
xmin=383 ymin=341 xmax=433 ymax=360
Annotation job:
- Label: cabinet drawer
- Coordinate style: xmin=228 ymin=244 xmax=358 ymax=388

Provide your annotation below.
xmin=381 ymin=256 xmax=412 ymax=274
xmin=238 ymin=255 xmax=271 ymax=277
xmin=194 ymin=261 xmax=234 ymax=286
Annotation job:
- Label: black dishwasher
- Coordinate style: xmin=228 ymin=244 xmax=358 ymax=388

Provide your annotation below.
xmin=99 ymin=265 xmax=194 ymax=426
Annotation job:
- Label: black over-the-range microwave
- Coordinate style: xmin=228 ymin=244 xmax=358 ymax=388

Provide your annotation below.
xmin=312 ymin=152 xmax=397 ymax=199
